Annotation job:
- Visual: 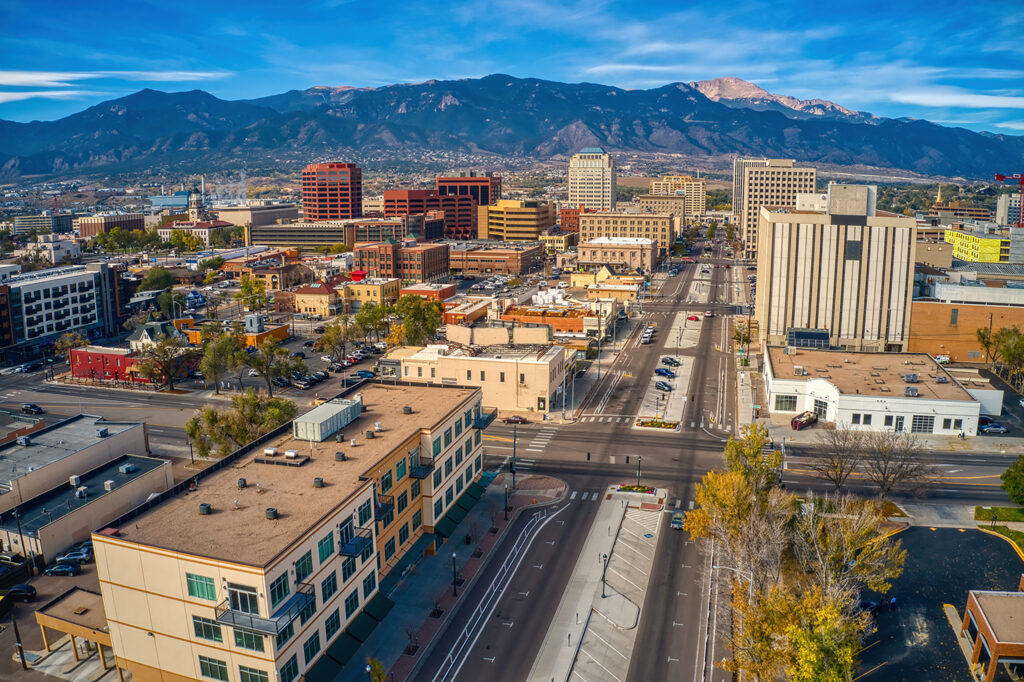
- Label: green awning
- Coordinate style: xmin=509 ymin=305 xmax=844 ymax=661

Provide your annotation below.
xmin=325 ymin=632 xmax=362 ymax=665
xmin=347 ymin=611 xmax=379 ymax=643
xmin=434 ymin=515 xmax=458 ymax=538
xmin=454 ymin=494 xmax=475 ymax=514
xmin=446 ymin=503 xmax=469 ymax=525
xmin=303 ymin=654 xmax=343 ymax=682
xmin=364 ymin=593 xmax=395 ymax=622
xmin=464 ymin=481 xmax=486 ymax=501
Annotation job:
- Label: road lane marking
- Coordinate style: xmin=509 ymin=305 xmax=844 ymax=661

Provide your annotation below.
xmin=570 ymin=491 xmax=578 ymax=500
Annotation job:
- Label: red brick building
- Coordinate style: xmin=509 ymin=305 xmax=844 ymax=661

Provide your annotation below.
xmin=559 ymin=206 xmax=595 ymax=233
xmin=301 ymin=162 xmax=363 ymax=220
xmin=436 ymin=172 xmax=502 ymax=207
xmin=354 ymin=241 xmax=450 ymax=284
xmin=383 ymin=190 xmax=476 ymax=239
xmin=400 ymin=282 xmax=457 ymax=302
xmin=69 ymin=346 xmax=147 ymax=382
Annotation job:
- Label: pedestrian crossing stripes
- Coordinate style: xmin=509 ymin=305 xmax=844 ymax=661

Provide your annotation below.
xmin=569 ymin=490 xmax=602 ymax=502
xmin=625 ymin=509 xmax=662 ymax=535
xmin=576 ymin=416 xmax=631 ymax=423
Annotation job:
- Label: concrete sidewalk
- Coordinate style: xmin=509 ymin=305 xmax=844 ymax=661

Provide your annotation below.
xmin=528 ymin=488 xmax=666 ymax=682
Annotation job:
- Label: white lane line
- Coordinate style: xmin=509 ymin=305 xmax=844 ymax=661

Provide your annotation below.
xmin=570 ymin=491 xmax=578 ymax=500
xmin=588 ymin=628 xmax=628 ymax=660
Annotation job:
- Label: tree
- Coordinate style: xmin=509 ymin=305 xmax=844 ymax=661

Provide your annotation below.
xmin=138 ymin=266 xmax=173 ymax=292
xmin=54 ymin=331 xmax=88 ymax=361
xmin=1000 ymin=455 xmax=1024 ymax=504
xmin=205 ymin=290 xmax=227 ymax=320
xmin=234 ymin=275 xmax=269 ymax=312
xmin=185 ymin=388 xmax=297 ymax=458
xmin=200 ymin=332 xmax=239 ymax=395
xmin=724 ymin=423 xmax=780 ymax=494
xmin=733 ymin=326 xmax=750 ymax=346
xmin=809 ymin=428 xmax=864 ymax=492
xmin=157 ymin=291 xmax=188 ymax=319
xmin=782 ymin=587 xmax=868 ymax=682
xmin=977 ymin=325 xmax=1017 ymax=366
xmin=354 ymin=302 xmax=390 ymax=343
xmin=861 ymin=431 xmax=936 ymax=497
xmin=365 ymin=658 xmax=387 ymax=682
xmin=246 ymin=339 xmax=304 ymax=398
xmin=134 ymin=334 xmax=196 ymax=391
xmin=391 ymin=295 xmax=442 ymax=346
xmin=720 ymin=585 xmax=790 ymax=682
xmin=198 ymin=256 xmax=225 ymax=272
xmin=318 ymin=316 xmax=355 ymax=362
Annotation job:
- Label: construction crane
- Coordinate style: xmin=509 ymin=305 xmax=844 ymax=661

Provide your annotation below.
xmin=995 ymin=173 xmax=1024 ymax=228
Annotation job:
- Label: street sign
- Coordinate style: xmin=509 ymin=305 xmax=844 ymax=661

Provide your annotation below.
xmin=752 ymin=405 xmax=761 ymax=409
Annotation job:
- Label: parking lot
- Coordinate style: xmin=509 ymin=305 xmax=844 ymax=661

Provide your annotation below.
xmin=856 ymin=527 xmax=1024 ymax=680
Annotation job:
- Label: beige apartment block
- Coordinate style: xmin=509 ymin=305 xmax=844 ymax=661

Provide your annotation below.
xmin=645 ymin=175 xmax=706 ymax=217
xmin=578 ymin=210 xmax=678 ymax=258
xmin=735 ymin=158 xmax=816 ymax=259
xmin=568 ymin=147 xmax=616 ymax=211
xmin=636 ymin=192 xmax=705 ymax=220
xmin=477 ymin=200 xmax=557 ymax=241
xmin=755 ymin=185 xmax=916 ymax=351
xmin=380 ymin=344 xmax=568 ymax=415
xmin=94 ymin=384 xmax=485 ymax=682
xmin=578 ymin=237 xmax=657 ymax=272
xmin=344 ymin=278 xmax=400 ymax=307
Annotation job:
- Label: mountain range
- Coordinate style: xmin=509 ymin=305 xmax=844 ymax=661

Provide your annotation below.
xmin=1 ymin=74 xmax=1022 ymax=180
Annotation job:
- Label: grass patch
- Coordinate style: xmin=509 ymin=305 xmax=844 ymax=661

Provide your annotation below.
xmin=618 ymin=484 xmax=656 ymax=494
xmin=988 ymin=525 xmax=1024 ymax=555
xmin=975 ymin=506 xmax=1024 ymax=522
xmin=881 ymin=501 xmax=907 ymax=517
xmin=636 ymin=419 xmax=678 ymax=429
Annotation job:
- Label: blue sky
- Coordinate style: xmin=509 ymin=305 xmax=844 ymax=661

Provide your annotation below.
xmin=2 ymin=0 xmax=1023 ymax=134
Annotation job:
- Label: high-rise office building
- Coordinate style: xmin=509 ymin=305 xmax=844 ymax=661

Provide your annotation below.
xmin=755 ymin=184 xmax=916 ymax=352
xmin=436 ymin=171 xmax=502 ymax=207
xmin=383 ymin=189 xmax=476 ymax=239
xmin=301 ymin=162 xmax=363 ymax=220
xmin=568 ymin=147 xmax=616 ymax=211
xmin=477 ymin=200 xmax=556 ymax=241
xmin=997 ymin=193 xmax=1023 ymax=227
xmin=735 ymin=158 xmax=816 ymax=259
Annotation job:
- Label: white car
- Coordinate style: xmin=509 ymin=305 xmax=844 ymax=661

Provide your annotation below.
xmin=248 ymin=369 xmax=259 ymax=376
xmin=203 ymin=286 xmax=214 ymax=292
xmin=321 ymin=356 xmax=332 ymax=362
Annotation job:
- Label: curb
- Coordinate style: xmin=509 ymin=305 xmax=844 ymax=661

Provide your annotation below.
xmin=976 ymin=525 xmax=1024 ymax=562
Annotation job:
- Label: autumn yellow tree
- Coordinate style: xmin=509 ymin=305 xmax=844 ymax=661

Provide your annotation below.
xmin=724 ymin=422 xmax=780 ymax=493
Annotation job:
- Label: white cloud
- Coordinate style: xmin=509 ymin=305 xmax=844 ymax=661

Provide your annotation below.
xmin=0 ymin=70 xmax=230 ymax=87
xmin=891 ymin=91 xmax=1024 ymax=110
xmin=995 ymin=120 xmax=1024 ymax=130
xmin=0 ymin=90 xmax=103 ymax=104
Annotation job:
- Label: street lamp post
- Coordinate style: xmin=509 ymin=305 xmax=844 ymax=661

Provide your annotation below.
xmin=504 ymin=484 xmax=509 ymax=521
xmin=365 ymin=664 xmax=372 ymax=682
xmin=636 ymin=456 xmax=642 ymax=489
xmin=451 ymin=551 xmax=458 ymax=597
xmin=511 ymin=423 xmax=517 ymax=490
xmin=713 ymin=564 xmax=754 ymax=603
xmin=601 ymin=553 xmax=609 ymax=598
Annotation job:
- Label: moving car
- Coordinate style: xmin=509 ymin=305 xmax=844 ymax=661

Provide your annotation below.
xmin=704 ymin=311 xmax=713 ymax=318
xmin=503 ymin=415 xmax=528 ymax=424
xmin=44 ymin=563 xmax=80 ymax=577
xmin=791 ymin=411 xmax=818 ymax=431
xmin=661 ymin=357 xmax=681 ymax=367
xmin=655 ymin=368 xmax=676 ymax=379
xmin=670 ymin=511 xmax=684 ymax=530
xmin=654 ymin=381 xmax=673 ymax=392
xmin=687 ymin=315 xmax=700 ymax=322
xmin=640 ymin=334 xmax=653 ymax=344
xmin=21 ymin=403 xmax=43 ymax=415
xmin=981 ymin=423 xmax=1008 ymax=434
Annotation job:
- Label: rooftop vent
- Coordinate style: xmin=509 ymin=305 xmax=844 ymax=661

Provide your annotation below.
xmin=374 ymin=422 xmax=382 ymax=432
xmin=118 ymin=463 xmax=135 ymax=475
xmin=74 ymin=486 xmax=88 ymax=499
xmin=265 ymin=508 xmax=279 ymax=520
xmin=335 ymin=452 xmax=347 ymax=461
xmin=284 ymin=450 xmax=298 ymax=459
xmin=905 ymin=374 xmax=918 ymax=384
xmin=96 ymin=427 xmax=108 ymax=437
xmin=69 ymin=475 xmax=81 ymax=487
xmin=238 ymin=478 xmax=247 ymax=489
xmin=263 ymin=448 xmax=278 ymax=456
xmin=793 ymin=365 xmax=804 ymax=376
xmin=313 ymin=477 xmax=324 ymax=488
xmin=403 ymin=406 xmax=412 ymax=415
xmin=103 ymin=480 xmax=115 ymax=492
xmin=366 ymin=430 xmax=375 ymax=439
xmin=905 ymin=387 xmax=919 ymax=397
xmin=199 ymin=503 xmax=212 ymax=515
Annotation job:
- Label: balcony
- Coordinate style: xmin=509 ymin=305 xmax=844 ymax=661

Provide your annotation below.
xmin=339 ymin=526 xmax=374 ymax=557
xmin=409 ymin=455 xmax=435 ymax=479
xmin=374 ymin=493 xmax=394 ymax=520
xmin=214 ymin=582 xmax=313 ymax=636
xmin=473 ymin=409 xmax=496 ymax=429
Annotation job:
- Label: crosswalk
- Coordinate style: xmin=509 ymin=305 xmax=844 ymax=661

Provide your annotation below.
xmin=524 ymin=426 xmax=557 ymax=452
xmin=568 ymin=490 xmax=604 ymax=502
xmin=577 ymin=415 xmax=634 ymax=423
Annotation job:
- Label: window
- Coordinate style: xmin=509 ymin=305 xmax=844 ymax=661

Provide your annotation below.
xmin=884 ymin=415 xmax=894 ymax=427
xmin=396 ymin=458 xmax=407 ymax=481
xmin=325 ymin=609 xmax=341 ymax=640
xmin=911 ymin=415 xmax=935 ymax=433
xmin=465 ymin=411 xmax=472 ymax=428
xmin=499 ymin=372 xmax=505 ymax=383
xmin=456 ymin=477 xmax=464 ymax=494
xmin=774 ymin=395 xmax=797 ymax=411
xmin=358 ymin=500 xmax=373 ymax=525
xmin=379 ymin=508 xmax=394 ymax=528
xmin=466 ymin=469 xmax=474 ymax=485
xmin=434 ymin=499 xmax=444 ymax=518
xmin=863 ymin=415 xmax=872 ymax=425
xmin=228 ymin=584 xmax=259 ymax=615
xmin=467 ymin=369 xmax=471 ymax=380
xmin=433 ymin=469 xmax=443 ymax=487
xmin=475 ymin=430 xmax=481 ymax=445
xmin=345 ymin=590 xmax=360 ymax=618
xmin=239 ymin=666 xmax=269 ymax=682
xmin=950 ymin=308 xmax=958 ymax=325
xmin=967 ymin=350 xmax=981 ymax=359
xmin=520 ymin=372 xmax=525 ymax=384
xmin=411 ymin=480 xmax=421 ymax=500
xmin=954 ymin=419 xmax=963 ymax=430
xmin=480 ymin=371 xmax=485 ymax=381
xmin=199 ymin=656 xmax=229 ymax=681
xmin=381 ymin=471 xmax=393 ymax=494
xmin=384 ymin=538 xmax=396 ymax=560
xmin=445 ymin=458 xmax=453 ymax=476
xmin=186 ymin=573 xmax=217 ymax=601
xmin=303 ymin=632 xmax=321 ymax=664
xmin=455 ymin=420 xmax=462 ymax=437
xmin=397 ymin=491 xmax=408 ymax=513
xmin=360 ymin=543 xmax=373 ymax=564
xmin=445 ymin=487 xmax=454 ymax=505
xmin=294 ymin=551 xmax=313 ymax=583
xmin=363 ymin=571 xmax=377 ymax=599
xmin=276 ymin=622 xmax=294 ymax=649
xmin=455 ymin=446 xmax=463 ymax=466
xmin=417 ymin=366 xmax=422 ymax=377
xmin=192 ymin=616 xmax=222 ymax=642
xmin=851 ymin=414 xmax=861 ymax=425
xmin=342 ymin=556 xmax=356 ymax=581
xmin=299 ymin=597 xmax=316 ymax=625
xmin=475 ymin=455 xmax=482 ymax=472
xmin=412 ymin=510 xmax=422 ymax=530
xmin=234 ymin=628 xmax=265 ymax=652
xmin=280 ymin=655 xmax=299 ymax=682
xmin=399 ymin=523 xmax=410 ymax=545
xmin=444 ymin=427 xmax=452 ymax=446
xmin=943 ymin=418 xmax=952 ymax=429
xmin=322 ymin=571 xmax=338 ymax=601
xmin=318 ymin=533 xmax=335 ymax=563
xmin=433 ymin=438 xmax=441 ymax=456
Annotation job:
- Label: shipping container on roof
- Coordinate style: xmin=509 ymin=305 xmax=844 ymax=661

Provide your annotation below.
xmin=292 ymin=394 xmax=363 ymax=442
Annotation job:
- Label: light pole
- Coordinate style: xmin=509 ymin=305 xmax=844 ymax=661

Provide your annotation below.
xmin=601 ymin=553 xmax=609 ymax=598
xmin=713 ymin=564 xmax=754 ymax=603
xmin=365 ymin=664 xmax=372 ymax=682
xmin=451 ymin=551 xmax=458 ymax=597
xmin=504 ymin=484 xmax=509 ymax=521
xmin=511 ymin=423 xmax=518 ymax=489
xmin=636 ymin=456 xmax=642 ymax=489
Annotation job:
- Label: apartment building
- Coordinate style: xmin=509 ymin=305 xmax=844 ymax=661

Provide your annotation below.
xmin=380 ymin=344 xmax=566 ymax=415
xmin=13 ymin=213 xmax=74 ymax=235
xmin=93 ymin=384 xmax=486 ymax=682
xmin=477 ymin=200 xmax=556 ymax=241
xmin=735 ymin=158 xmax=816 ymax=258
xmin=293 ymin=281 xmax=347 ymax=318
xmin=578 ymin=210 xmax=677 ymax=258
xmin=448 ymin=242 xmax=544 ymax=276
xmin=645 ymin=175 xmax=706 ymax=217
xmin=755 ymin=185 xmax=917 ymax=351
xmin=568 ymin=147 xmax=616 ymax=211
xmin=353 ymin=241 xmax=450 ymax=284
xmin=344 ymin=278 xmax=401 ymax=307
xmin=436 ymin=172 xmax=502 ymax=207
xmin=943 ymin=228 xmax=1024 ymax=264
xmin=636 ymin=192 xmax=704 ymax=220
xmin=301 ymin=162 xmax=363 ymax=220
xmin=76 ymin=213 xmax=145 ymax=239
xmin=383 ymin=190 xmax=475 ymax=239
xmin=997 ymin=193 xmax=1022 ymax=227
xmin=578 ymin=237 xmax=657 ymax=272
xmin=246 ymin=214 xmax=445 ymax=251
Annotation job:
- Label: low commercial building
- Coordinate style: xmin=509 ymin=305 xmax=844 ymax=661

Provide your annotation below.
xmin=578 ymin=210 xmax=679 ymax=258
xmin=15 ymin=234 xmax=80 ymax=264
xmin=764 ymin=347 xmax=983 ymax=434
xmin=213 ymin=202 xmax=299 ymax=228
xmin=345 ymin=277 xmax=401 ymax=307
xmin=156 ymin=220 xmax=235 ymax=247
xmin=222 ymin=249 xmax=311 ymax=291
xmin=539 ymin=230 xmax=578 ymax=255
xmin=247 ymin=214 xmax=445 ymax=251
xmin=354 ymin=241 xmax=450 ymax=284
xmin=70 ymin=346 xmax=145 ymax=383
xmin=179 ymin=315 xmax=292 ymax=348
xmin=501 ymin=302 xmax=618 ymax=338
xmin=959 ymin=589 xmax=1024 ymax=682
xmin=477 ymin=200 xmax=556 ymax=241
xmin=442 ymin=296 xmax=491 ymax=325
xmin=93 ymin=383 xmax=486 ymax=682
xmin=585 ymin=282 xmax=640 ymax=301
xmin=916 ymin=241 xmax=954 ymax=268
xmin=907 ymin=300 xmax=1024 ymax=363
xmin=559 ymin=207 xmax=594 ymax=233
xmin=13 ymin=213 xmax=74 ymax=235
xmin=380 ymin=344 xmax=567 ymax=415
xmin=292 ymin=281 xmax=348 ymax=318
xmin=578 ymin=237 xmax=657 ymax=272
xmin=400 ymin=282 xmax=457 ymax=302
xmin=76 ymin=213 xmax=145 ymax=239
xmin=448 ymin=242 xmax=544 ymax=276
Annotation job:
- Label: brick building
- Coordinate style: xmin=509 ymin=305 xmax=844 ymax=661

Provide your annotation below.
xmin=400 ymin=282 xmax=457 ymax=302
xmin=559 ymin=207 xmax=595 ymax=233
xmin=301 ymin=162 xmax=363 ymax=220
xmin=354 ymin=241 xmax=450 ymax=284
xmin=383 ymin=190 xmax=476 ymax=239
xmin=76 ymin=214 xmax=145 ymax=239
xmin=448 ymin=243 xmax=544 ymax=276
xmin=436 ymin=172 xmax=502 ymax=207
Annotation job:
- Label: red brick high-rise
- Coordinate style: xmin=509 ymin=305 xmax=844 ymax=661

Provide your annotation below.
xmin=301 ymin=162 xmax=363 ymax=220
xmin=436 ymin=171 xmax=502 ymax=207
xmin=383 ymin=189 xmax=476 ymax=239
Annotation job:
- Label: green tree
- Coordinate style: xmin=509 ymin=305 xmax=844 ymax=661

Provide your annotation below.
xmin=246 ymin=339 xmax=304 ymax=398
xmin=54 ymin=331 xmax=88 ymax=361
xmin=783 ymin=587 xmax=867 ymax=682
xmin=1001 ymin=455 xmax=1024 ymax=504
xmin=724 ymin=423 xmax=780 ymax=493
xmin=185 ymin=388 xmax=297 ymax=458
xmin=354 ymin=302 xmax=390 ymax=343
xmin=138 ymin=266 xmax=174 ymax=292
xmin=198 ymin=256 xmax=225 ymax=272
xmin=134 ymin=334 xmax=196 ymax=391
xmin=199 ymin=332 xmax=239 ymax=395
xmin=318 ymin=316 xmax=356 ymax=362
xmin=234 ymin=275 xmax=269 ymax=312
xmin=390 ymin=295 xmax=442 ymax=346
xmin=157 ymin=291 xmax=188 ymax=319
xmin=205 ymin=290 xmax=227 ymax=320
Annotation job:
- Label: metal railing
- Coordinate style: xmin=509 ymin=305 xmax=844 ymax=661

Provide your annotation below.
xmin=375 ymin=494 xmax=395 ymax=520
xmin=473 ymin=409 xmax=496 ymax=430
xmin=214 ymin=582 xmax=313 ymax=636
xmin=339 ymin=526 xmax=373 ymax=557
xmin=409 ymin=455 xmax=435 ymax=479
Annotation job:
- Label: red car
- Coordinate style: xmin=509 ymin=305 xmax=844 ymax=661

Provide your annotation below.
xmin=503 ymin=415 xmax=528 ymax=424
xmin=687 ymin=315 xmax=700 ymax=321
xmin=725 ymin=265 xmax=732 ymax=269
xmin=791 ymin=411 xmax=818 ymax=431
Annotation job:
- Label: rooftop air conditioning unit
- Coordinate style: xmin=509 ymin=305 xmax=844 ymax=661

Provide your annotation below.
xmin=905 ymin=374 xmax=918 ymax=383
xmin=284 ymin=450 xmax=298 ymax=459
xmin=96 ymin=427 xmax=108 ymax=437
xmin=69 ymin=474 xmax=81 ymax=487
xmin=263 ymin=448 xmax=278 ymax=456
xmin=16 ymin=436 xmax=30 ymax=446
xmin=904 ymin=387 xmax=919 ymax=397
xmin=936 ymin=376 xmax=949 ymax=384
xmin=103 ymin=480 xmax=115 ymax=492
xmin=793 ymin=365 xmax=804 ymax=376
xmin=75 ymin=486 xmax=88 ymax=499
xmin=118 ymin=463 xmax=135 ymax=475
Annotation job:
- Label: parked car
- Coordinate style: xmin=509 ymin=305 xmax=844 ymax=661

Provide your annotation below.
xmin=640 ymin=335 xmax=653 ymax=344
xmin=54 ymin=551 xmax=89 ymax=565
xmin=355 ymin=370 xmax=375 ymax=379
xmin=291 ymin=351 xmax=305 ymax=359
xmin=272 ymin=377 xmax=290 ymax=388
xmin=291 ymin=380 xmax=311 ymax=390
xmin=687 ymin=315 xmax=700 ymax=322
xmin=313 ymin=326 xmax=326 ymax=334
xmin=503 ymin=415 xmax=528 ymax=424
xmin=655 ymin=368 xmax=676 ymax=378
xmin=21 ymin=403 xmax=43 ymax=415
xmin=979 ymin=415 xmax=994 ymax=426
xmin=44 ymin=563 xmax=80 ymax=577
xmin=320 ymin=356 xmax=333 ymax=363
xmin=661 ymin=357 xmax=680 ymax=367
xmin=313 ymin=371 xmax=329 ymax=381
xmin=981 ymin=423 xmax=1008 ymax=434
xmin=248 ymin=369 xmax=260 ymax=376
xmin=791 ymin=411 xmax=818 ymax=431
xmin=670 ymin=511 xmax=684 ymax=530
xmin=934 ymin=355 xmax=950 ymax=365
xmin=343 ymin=377 xmax=362 ymax=387
xmin=302 ymin=340 xmax=316 ymax=347
xmin=4 ymin=584 xmax=36 ymax=602
xmin=654 ymin=381 xmax=673 ymax=392
xmin=704 ymin=310 xmax=714 ymax=318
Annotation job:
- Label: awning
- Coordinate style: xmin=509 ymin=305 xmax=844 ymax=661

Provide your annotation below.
xmin=454 ymin=495 xmax=475 ymax=515
xmin=346 ymin=611 xmax=378 ymax=643
xmin=445 ymin=503 xmax=469 ymax=526
xmin=303 ymin=656 xmax=343 ymax=682
xmin=325 ymin=632 xmax=362 ymax=665
xmin=463 ymin=481 xmax=486 ymax=502
xmin=434 ymin=515 xmax=458 ymax=538
xmin=364 ymin=593 xmax=395 ymax=622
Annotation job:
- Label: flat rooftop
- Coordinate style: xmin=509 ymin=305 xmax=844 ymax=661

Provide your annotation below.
xmin=392 ymin=344 xmax=558 ymax=364
xmin=973 ymin=591 xmax=1024 ymax=644
xmin=766 ymin=348 xmax=974 ymax=401
xmin=0 ymin=416 xmax=141 ymax=485
xmin=116 ymin=384 xmax=476 ymax=567
xmin=584 ymin=237 xmax=654 ymax=245
xmin=38 ymin=587 xmax=107 ymax=633
xmin=504 ymin=306 xmax=591 ymax=318
xmin=1 ymin=454 xmax=165 ymax=535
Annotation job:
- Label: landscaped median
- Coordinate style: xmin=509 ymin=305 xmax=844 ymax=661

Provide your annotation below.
xmin=632 ymin=417 xmax=680 ymax=432
xmin=974 ymin=506 xmax=1024 ymax=561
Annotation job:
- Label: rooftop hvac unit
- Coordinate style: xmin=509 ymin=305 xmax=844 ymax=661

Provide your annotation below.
xmin=69 ymin=474 xmax=81 ymax=487
xmin=103 ymin=480 xmax=115 ymax=492
xmin=284 ymin=450 xmax=298 ymax=459
xmin=905 ymin=374 xmax=918 ymax=384
xmin=16 ymin=436 xmax=30 ymax=446
xmin=793 ymin=365 xmax=804 ymax=376
xmin=266 ymin=508 xmax=279 ymax=520
xmin=936 ymin=376 xmax=949 ymax=384
xmin=263 ymin=448 xmax=278 ymax=456
xmin=199 ymin=503 xmax=212 ymax=515
xmin=96 ymin=427 xmax=109 ymax=437
xmin=904 ymin=387 xmax=919 ymax=397
xmin=75 ymin=486 xmax=88 ymax=499
xmin=374 ymin=422 xmax=382 ymax=432
xmin=118 ymin=463 xmax=135 ymax=475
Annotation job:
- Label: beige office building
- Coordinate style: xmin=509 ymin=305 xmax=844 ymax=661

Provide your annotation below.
xmin=578 ymin=210 xmax=678 ymax=258
xmin=477 ymin=200 xmax=556 ymax=241
xmin=578 ymin=237 xmax=657 ymax=272
xmin=735 ymin=158 xmax=816 ymax=259
xmin=344 ymin=277 xmax=400 ymax=307
xmin=94 ymin=384 xmax=486 ymax=682
xmin=645 ymin=175 xmax=706 ymax=217
xmin=755 ymin=185 xmax=917 ymax=351
xmin=568 ymin=147 xmax=616 ymax=211
xmin=636 ymin=192 xmax=705 ymax=220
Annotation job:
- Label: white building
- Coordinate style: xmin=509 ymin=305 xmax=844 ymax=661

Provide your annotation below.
xmin=764 ymin=347 xmax=985 ymax=435
xmin=15 ymin=234 xmax=80 ymax=264
xmin=568 ymin=147 xmax=616 ymax=212
xmin=996 ymin=193 xmax=1022 ymax=227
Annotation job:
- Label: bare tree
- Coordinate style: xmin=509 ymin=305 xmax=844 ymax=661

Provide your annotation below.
xmin=861 ymin=431 xmax=936 ymax=497
xmin=809 ymin=427 xmax=864 ymax=492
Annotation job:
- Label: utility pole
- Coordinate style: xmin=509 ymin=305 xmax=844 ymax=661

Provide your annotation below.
xmin=511 ymin=423 xmax=517 ymax=489
xmin=636 ymin=456 xmax=642 ymax=488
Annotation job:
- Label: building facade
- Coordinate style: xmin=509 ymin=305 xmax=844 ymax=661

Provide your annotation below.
xmin=477 ymin=200 xmax=556 ymax=241
xmin=943 ymin=228 xmax=1024 ymax=264
xmin=383 ymin=190 xmax=475 ymax=239
xmin=301 ymin=162 xmax=363 ymax=221
xmin=344 ymin=278 xmax=401 ymax=307
xmin=568 ymin=147 xmax=616 ymax=211
xmin=13 ymin=214 xmax=74 ymax=235
xmin=996 ymin=193 xmax=1022 ymax=227
xmin=353 ymin=241 xmax=450 ymax=284
xmin=735 ymin=158 xmax=816 ymax=259
xmin=559 ymin=207 xmax=594 ymax=233
xmin=447 ymin=243 xmax=544 ymax=275
xmin=213 ymin=203 xmax=299 ymax=228
xmin=156 ymin=220 xmax=234 ymax=247
xmin=246 ymin=214 xmax=444 ymax=251
xmin=578 ymin=210 xmax=677 ymax=258
xmin=645 ymin=175 xmax=706 ymax=217
xmin=578 ymin=237 xmax=657 ymax=272
xmin=76 ymin=213 xmax=146 ymax=239
xmin=755 ymin=185 xmax=916 ymax=352
xmin=436 ymin=172 xmax=502 ymax=207
xmin=293 ymin=281 xmax=347 ymax=318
